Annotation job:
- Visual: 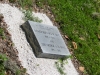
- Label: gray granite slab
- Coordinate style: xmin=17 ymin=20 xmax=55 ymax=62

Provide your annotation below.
xmin=21 ymin=20 xmax=70 ymax=59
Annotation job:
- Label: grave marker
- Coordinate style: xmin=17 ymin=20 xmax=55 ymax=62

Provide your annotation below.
xmin=21 ymin=21 xmax=70 ymax=59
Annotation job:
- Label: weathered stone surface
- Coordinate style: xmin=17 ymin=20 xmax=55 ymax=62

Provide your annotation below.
xmin=21 ymin=20 xmax=70 ymax=59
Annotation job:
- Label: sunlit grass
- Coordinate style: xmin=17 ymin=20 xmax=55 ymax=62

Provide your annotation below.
xmin=36 ymin=0 xmax=100 ymax=75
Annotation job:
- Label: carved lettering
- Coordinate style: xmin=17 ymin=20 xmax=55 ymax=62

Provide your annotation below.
xmin=51 ymin=49 xmax=55 ymax=51
xmin=35 ymin=29 xmax=59 ymax=36
xmin=57 ymin=49 xmax=61 ymax=52
xmin=50 ymin=40 xmax=54 ymax=43
xmin=41 ymin=43 xmax=66 ymax=49
xmin=41 ymin=43 xmax=46 ymax=46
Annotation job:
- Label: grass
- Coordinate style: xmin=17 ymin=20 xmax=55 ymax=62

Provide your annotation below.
xmin=35 ymin=0 xmax=100 ymax=75
xmin=0 ymin=54 xmax=7 ymax=75
xmin=18 ymin=0 xmax=33 ymax=8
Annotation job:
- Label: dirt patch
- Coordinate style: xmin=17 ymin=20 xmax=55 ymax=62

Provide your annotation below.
xmin=0 ymin=14 xmax=28 ymax=75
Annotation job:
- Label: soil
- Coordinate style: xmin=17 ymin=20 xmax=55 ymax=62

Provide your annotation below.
xmin=0 ymin=13 xmax=28 ymax=75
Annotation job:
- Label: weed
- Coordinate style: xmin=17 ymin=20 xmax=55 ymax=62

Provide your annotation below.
xmin=55 ymin=56 xmax=71 ymax=75
xmin=15 ymin=68 xmax=27 ymax=75
xmin=0 ymin=28 xmax=4 ymax=36
xmin=0 ymin=54 xmax=7 ymax=75
xmin=22 ymin=9 xmax=42 ymax=22
xmin=22 ymin=9 xmax=42 ymax=23
xmin=55 ymin=61 xmax=66 ymax=75
xmin=16 ymin=70 xmax=21 ymax=75
xmin=0 ymin=28 xmax=6 ymax=39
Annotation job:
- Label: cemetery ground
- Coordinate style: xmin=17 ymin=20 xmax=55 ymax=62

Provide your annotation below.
xmin=0 ymin=1 xmax=78 ymax=75
xmin=35 ymin=0 xmax=100 ymax=75
xmin=0 ymin=0 xmax=100 ymax=75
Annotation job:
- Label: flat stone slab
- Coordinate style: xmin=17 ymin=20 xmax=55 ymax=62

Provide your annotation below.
xmin=21 ymin=20 xmax=70 ymax=59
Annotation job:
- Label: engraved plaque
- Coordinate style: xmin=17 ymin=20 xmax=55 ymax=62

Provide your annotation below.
xmin=21 ymin=20 xmax=70 ymax=59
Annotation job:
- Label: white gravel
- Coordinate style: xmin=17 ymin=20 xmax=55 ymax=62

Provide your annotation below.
xmin=0 ymin=4 xmax=79 ymax=75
